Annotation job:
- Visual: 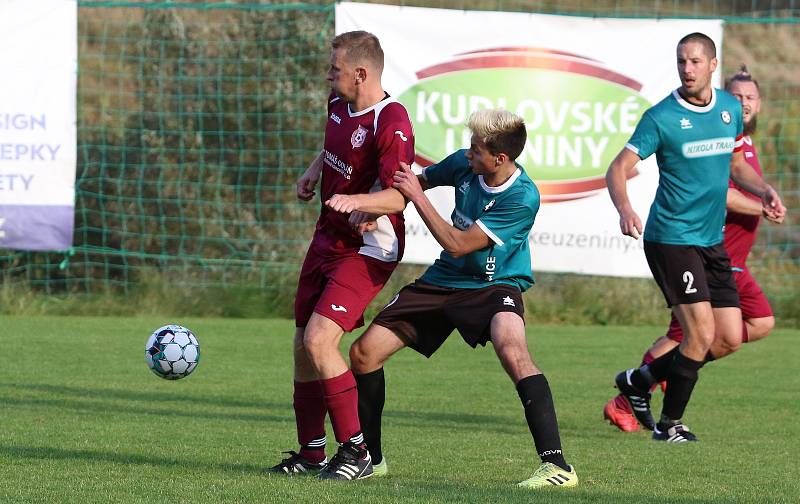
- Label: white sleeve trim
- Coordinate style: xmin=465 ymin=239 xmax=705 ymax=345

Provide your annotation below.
xmin=421 ymin=167 xmax=429 ymax=181
xmin=476 ymin=219 xmax=504 ymax=246
xmin=624 ymin=143 xmax=640 ymax=155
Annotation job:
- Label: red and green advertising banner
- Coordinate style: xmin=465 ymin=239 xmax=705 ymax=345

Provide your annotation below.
xmin=337 ymin=3 xmax=722 ymax=277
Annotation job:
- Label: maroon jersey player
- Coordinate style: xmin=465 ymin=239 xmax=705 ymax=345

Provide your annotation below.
xmin=268 ymin=31 xmax=414 ymax=480
xmin=604 ymin=66 xmax=785 ymax=433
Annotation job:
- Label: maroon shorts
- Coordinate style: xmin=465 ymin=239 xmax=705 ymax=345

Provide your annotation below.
xmin=294 ymin=245 xmax=397 ymax=332
xmin=665 ymin=267 xmax=773 ymax=343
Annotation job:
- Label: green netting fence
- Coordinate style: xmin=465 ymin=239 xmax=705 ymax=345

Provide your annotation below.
xmin=1 ymin=1 xmax=798 ymax=322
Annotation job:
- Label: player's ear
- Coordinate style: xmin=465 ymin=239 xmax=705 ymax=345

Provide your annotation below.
xmin=709 ymin=57 xmax=718 ymax=73
xmin=355 ymin=67 xmax=367 ymax=84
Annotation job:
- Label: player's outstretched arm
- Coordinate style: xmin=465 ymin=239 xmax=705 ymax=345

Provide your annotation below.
xmin=726 ymin=188 xmax=763 ymax=216
xmin=296 ymin=150 xmax=324 ymax=201
xmin=606 ymin=148 xmax=643 ymax=239
xmin=325 ymin=187 xmax=407 ymax=215
xmin=729 ymin=150 xmax=787 ymax=221
xmin=393 ymin=162 xmax=490 ymax=258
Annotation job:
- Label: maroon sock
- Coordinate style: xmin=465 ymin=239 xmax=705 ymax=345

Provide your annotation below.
xmin=640 ymin=350 xmax=656 ymax=367
xmin=293 ymin=380 xmax=327 ymax=463
xmin=321 ymin=370 xmax=362 ymax=444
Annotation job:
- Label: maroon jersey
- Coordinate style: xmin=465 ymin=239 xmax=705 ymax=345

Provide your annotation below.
xmin=314 ymin=92 xmax=415 ymax=262
xmin=724 ymin=136 xmax=762 ymax=268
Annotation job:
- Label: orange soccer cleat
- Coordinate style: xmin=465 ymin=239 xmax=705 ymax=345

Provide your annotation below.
xmin=603 ymin=394 xmax=641 ymax=432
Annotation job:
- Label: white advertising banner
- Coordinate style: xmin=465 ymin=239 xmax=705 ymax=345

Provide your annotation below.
xmin=336 ymin=3 xmax=723 ymax=277
xmin=0 ymin=0 xmax=77 ymax=251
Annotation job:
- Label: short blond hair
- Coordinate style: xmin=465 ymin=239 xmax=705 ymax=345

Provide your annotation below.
xmin=468 ymin=109 xmax=527 ymax=160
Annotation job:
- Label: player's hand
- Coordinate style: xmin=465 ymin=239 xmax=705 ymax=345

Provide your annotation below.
xmin=761 ymin=186 xmax=786 ymax=222
xmin=764 ymin=211 xmax=785 ymax=224
xmin=349 ymin=210 xmax=379 ymax=235
xmin=325 ymin=194 xmax=361 ymax=214
xmin=618 ymin=207 xmax=643 ymax=239
xmin=393 ymin=162 xmax=423 ymax=202
xmin=296 ymin=162 xmax=322 ymax=201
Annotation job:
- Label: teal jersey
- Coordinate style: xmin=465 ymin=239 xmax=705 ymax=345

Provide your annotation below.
xmin=627 ymin=88 xmax=744 ymax=246
xmin=419 ymin=149 xmax=539 ymax=291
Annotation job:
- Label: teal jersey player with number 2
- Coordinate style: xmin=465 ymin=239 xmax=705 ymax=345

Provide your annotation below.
xmin=607 ymin=32 xmax=785 ymax=445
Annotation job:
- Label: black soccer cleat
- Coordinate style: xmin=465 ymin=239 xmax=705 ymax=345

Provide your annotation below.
xmin=266 ymin=450 xmax=327 ymax=475
xmin=653 ymin=423 xmax=699 ymax=443
xmin=318 ymin=442 xmax=374 ymax=480
xmin=615 ymin=369 xmax=656 ymax=431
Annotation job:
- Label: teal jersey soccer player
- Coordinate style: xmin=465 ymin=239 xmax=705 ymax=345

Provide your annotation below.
xmin=419 ymin=148 xmax=538 ymax=291
xmin=328 ymin=109 xmax=578 ymax=490
xmin=606 ymin=32 xmax=786 ymax=444
xmin=628 ymin=89 xmax=744 ymax=246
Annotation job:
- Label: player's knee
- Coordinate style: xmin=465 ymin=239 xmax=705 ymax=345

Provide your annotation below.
xmin=695 ymin=324 xmax=716 ymax=348
xmin=302 ymin=330 xmax=330 ymax=360
xmin=348 ymin=341 xmax=370 ymax=372
xmin=723 ymin=337 xmax=742 ymax=353
xmin=747 ymin=316 xmax=775 ymax=341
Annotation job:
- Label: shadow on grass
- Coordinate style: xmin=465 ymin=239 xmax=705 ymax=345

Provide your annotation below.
xmin=1 ymin=395 xmax=290 ymax=423
xmin=0 ymin=382 xmax=280 ymax=409
xmin=1 ymin=382 xmax=520 ymax=434
xmin=382 ymin=409 xmax=519 ymax=434
xmin=0 ymin=382 xmax=289 ymax=423
xmin=0 ymin=444 xmax=265 ymax=475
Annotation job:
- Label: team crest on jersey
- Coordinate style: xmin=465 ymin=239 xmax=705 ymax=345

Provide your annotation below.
xmin=720 ymin=110 xmax=731 ymax=124
xmin=351 ymin=125 xmax=368 ymax=149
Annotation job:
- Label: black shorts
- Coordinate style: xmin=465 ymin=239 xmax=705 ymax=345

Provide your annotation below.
xmin=644 ymin=240 xmax=739 ymax=308
xmin=372 ymin=280 xmax=525 ymax=358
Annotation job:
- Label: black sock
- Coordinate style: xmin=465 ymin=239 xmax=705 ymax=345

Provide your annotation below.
xmin=355 ymin=368 xmax=385 ymax=464
xmin=661 ymin=352 xmax=704 ymax=423
xmin=516 ymin=374 xmax=568 ymax=471
xmin=643 ymin=347 xmax=680 ymax=383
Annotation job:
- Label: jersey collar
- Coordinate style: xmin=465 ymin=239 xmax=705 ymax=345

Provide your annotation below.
xmin=479 ymin=168 xmax=521 ymax=194
xmin=672 ymin=87 xmax=716 ymax=113
xmin=347 ymin=92 xmax=394 ymax=117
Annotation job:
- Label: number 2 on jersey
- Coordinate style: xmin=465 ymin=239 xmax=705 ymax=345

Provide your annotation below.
xmin=682 ymin=271 xmax=698 ymax=294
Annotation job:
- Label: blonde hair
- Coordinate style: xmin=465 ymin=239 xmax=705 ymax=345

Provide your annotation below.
xmin=468 ymin=109 xmax=527 ymax=160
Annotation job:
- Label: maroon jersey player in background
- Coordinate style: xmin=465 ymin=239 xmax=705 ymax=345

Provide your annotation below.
xmin=604 ymin=66 xmax=786 ymax=433
xmin=268 ymin=30 xmax=414 ymax=480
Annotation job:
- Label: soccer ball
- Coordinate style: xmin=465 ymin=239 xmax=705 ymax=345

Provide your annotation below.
xmin=145 ymin=325 xmax=200 ymax=380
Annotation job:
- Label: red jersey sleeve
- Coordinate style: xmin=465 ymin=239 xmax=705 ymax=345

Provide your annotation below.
xmin=733 ymin=133 xmax=745 ymax=153
xmin=373 ymin=103 xmax=415 ymax=190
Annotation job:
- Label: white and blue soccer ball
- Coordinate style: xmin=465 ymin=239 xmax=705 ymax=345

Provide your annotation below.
xmin=145 ymin=325 xmax=200 ymax=380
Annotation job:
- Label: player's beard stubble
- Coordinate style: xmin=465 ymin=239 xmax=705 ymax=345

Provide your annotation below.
xmin=743 ymin=114 xmax=758 ymax=136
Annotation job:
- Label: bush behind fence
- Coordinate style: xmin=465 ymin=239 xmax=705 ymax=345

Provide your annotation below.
xmin=1 ymin=1 xmax=798 ymax=325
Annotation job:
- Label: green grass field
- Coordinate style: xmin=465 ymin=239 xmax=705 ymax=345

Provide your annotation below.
xmin=1 ymin=316 xmax=798 ymax=503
